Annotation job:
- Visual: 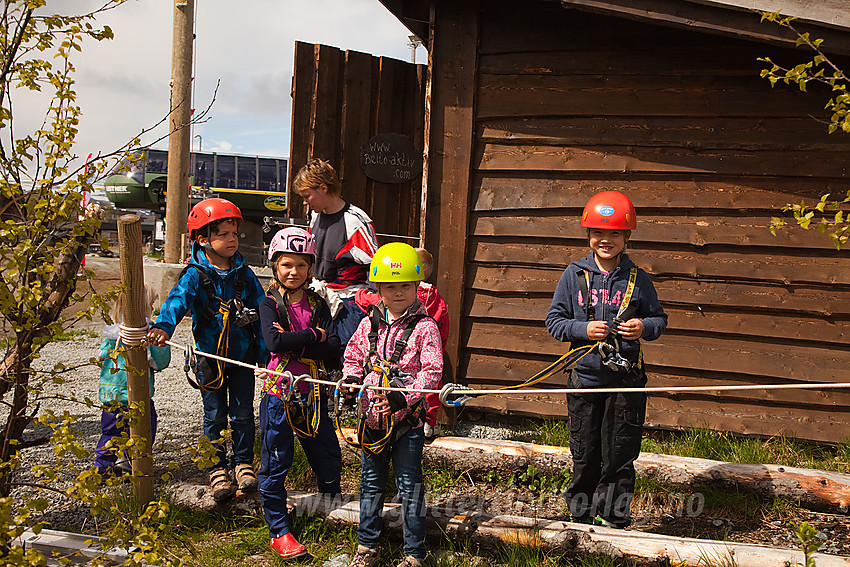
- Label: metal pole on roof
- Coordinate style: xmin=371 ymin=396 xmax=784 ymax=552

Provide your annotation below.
xmin=408 ymin=34 xmax=423 ymax=64
xmin=164 ymin=0 xmax=195 ymax=263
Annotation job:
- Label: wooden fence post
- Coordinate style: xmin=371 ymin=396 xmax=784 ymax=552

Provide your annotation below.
xmin=117 ymin=214 xmax=154 ymax=505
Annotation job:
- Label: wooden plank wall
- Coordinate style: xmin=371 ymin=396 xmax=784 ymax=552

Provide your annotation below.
xmin=458 ymin=0 xmax=850 ymax=443
xmin=288 ymin=42 xmax=426 ymax=240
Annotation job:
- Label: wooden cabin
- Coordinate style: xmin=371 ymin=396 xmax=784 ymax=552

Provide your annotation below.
xmin=363 ymin=0 xmax=850 ymax=444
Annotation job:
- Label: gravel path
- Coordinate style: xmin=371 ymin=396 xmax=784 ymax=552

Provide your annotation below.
xmin=13 ymin=314 xmax=250 ymax=532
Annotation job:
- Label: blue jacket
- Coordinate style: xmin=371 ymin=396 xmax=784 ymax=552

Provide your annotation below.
xmin=99 ymin=323 xmax=171 ymax=404
xmin=546 ymin=252 xmax=667 ymax=388
xmin=152 ymin=243 xmax=268 ymax=366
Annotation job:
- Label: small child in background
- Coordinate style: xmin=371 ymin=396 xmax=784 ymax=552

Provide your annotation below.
xmin=95 ymin=283 xmax=171 ymax=477
xmin=355 ymin=246 xmax=449 ymax=440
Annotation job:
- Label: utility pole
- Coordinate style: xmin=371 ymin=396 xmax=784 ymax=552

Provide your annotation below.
xmin=164 ymin=0 xmax=195 ymax=263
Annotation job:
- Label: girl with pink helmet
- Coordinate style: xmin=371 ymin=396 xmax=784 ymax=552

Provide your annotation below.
xmin=256 ymin=226 xmax=342 ymax=559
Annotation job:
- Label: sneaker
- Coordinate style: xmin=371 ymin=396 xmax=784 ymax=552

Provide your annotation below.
xmin=593 ymin=516 xmax=626 ymax=529
xmin=114 ymin=456 xmax=132 ymax=475
xmin=348 ymin=545 xmax=378 ymax=567
xmin=424 ymin=422 xmax=440 ymax=439
xmin=270 ymin=533 xmax=307 ymax=559
xmin=209 ymin=467 xmax=235 ymax=502
xmin=234 ymin=463 xmax=258 ymax=491
xmin=396 ymin=556 xmax=423 ymax=567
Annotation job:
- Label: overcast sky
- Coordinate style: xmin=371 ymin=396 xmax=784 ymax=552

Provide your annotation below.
xmin=36 ymin=0 xmax=423 ymax=167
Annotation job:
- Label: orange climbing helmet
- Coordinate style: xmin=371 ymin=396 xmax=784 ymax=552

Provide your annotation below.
xmin=580 ymin=191 xmax=636 ymax=230
xmin=187 ymin=198 xmax=242 ymax=232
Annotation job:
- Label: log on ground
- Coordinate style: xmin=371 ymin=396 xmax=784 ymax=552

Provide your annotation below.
xmin=338 ymin=430 xmax=850 ymax=514
xmin=286 ymin=491 xmax=850 ymax=567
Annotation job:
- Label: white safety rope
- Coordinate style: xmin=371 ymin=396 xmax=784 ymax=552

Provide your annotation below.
xmin=119 ymin=323 xmax=149 ymax=346
xmin=163 ymin=339 xmax=850 ymax=401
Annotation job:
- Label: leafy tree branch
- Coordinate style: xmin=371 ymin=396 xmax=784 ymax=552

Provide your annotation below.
xmin=759 ymin=11 xmax=850 ymax=250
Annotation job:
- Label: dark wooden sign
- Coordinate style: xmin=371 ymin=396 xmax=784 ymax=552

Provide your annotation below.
xmin=360 ymin=133 xmax=421 ymax=184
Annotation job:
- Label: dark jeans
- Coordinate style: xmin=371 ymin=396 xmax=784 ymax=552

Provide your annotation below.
xmin=564 ymin=375 xmax=646 ymax=527
xmin=258 ymin=393 xmax=342 ymax=538
xmin=358 ymin=426 xmax=426 ymax=559
xmin=94 ymin=401 xmax=158 ymax=475
xmin=199 ymin=364 xmax=256 ymax=469
xmin=336 ymin=295 xmax=367 ymax=348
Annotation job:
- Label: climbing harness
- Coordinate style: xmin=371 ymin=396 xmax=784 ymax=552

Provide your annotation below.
xmin=577 ymin=266 xmax=641 ymax=378
xmin=181 ymin=264 xmax=258 ymax=391
xmin=260 ymin=287 xmax=328 ymax=438
xmin=335 ymin=308 xmax=429 ymax=456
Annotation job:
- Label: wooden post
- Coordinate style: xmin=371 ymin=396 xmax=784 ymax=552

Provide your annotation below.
xmin=117 ymin=215 xmax=154 ymax=504
xmin=164 ymin=0 xmax=194 ymax=264
xmin=425 ymin=1 xmax=479 ymax=424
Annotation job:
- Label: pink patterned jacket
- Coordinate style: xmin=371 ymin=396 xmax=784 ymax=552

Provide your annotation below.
xmin=342 ymin=300 xmax=443 ymax=429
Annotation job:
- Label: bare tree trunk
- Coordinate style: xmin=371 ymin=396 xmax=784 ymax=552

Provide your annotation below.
xmin=0 ymin=243 xmax=87 ymax=496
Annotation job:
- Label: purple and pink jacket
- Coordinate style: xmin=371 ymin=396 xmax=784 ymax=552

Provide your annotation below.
xmin=342 ymin=300 xmax=443 ymax=429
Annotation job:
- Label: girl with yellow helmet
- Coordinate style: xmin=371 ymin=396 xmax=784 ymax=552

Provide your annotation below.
xmin=341 ymin=242 xmax=443 ymax=567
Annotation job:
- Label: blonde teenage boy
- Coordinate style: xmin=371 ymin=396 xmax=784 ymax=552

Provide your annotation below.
xmin=292 ymin=159 xmax=379 ymax=348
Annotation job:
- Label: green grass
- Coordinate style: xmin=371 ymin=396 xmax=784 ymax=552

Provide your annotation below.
xmin=526 ymin=418 xmax=850 ymax=474
xmin=641 ymin=426 xmax=850 ymax=474
xmin=142 ymin=418 xmax=849 ymax=566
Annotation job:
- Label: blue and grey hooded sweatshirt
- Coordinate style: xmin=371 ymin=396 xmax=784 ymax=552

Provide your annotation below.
xmin=152 ymin=242 xmax=267 ymax=366
xmin=545 ymin=252 xmax=667 ymax=388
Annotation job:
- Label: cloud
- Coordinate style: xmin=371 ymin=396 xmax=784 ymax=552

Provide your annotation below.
xmin=19 ymin=0 xmax=423 ymax=171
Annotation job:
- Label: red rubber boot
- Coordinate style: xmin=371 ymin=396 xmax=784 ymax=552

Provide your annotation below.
xmin=270 ymin=533 xmax=307 ymax=559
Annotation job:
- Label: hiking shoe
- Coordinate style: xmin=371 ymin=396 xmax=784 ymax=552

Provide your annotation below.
xmin=348 ymin=545 xmax=378 ymax=567
xmin=209 ymin=467 xmax=235 ymax=502
xmin=270 ymin=533 xmax=307 ymax=559
xmin=424 ymin=422 xmax=440 ymax=440
xmin=396 ymin=556 xmax=423 ymax=567
xmin=235 ymin=463 xmax=258 ymax=491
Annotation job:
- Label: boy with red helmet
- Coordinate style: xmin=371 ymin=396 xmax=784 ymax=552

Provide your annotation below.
xmin=255 ymin=227 xmax=342 ymax=559
xmin=148 ymin=198 xmax=267 ymax=502
xmin=546 ymin=190 xmax=667 ymax=528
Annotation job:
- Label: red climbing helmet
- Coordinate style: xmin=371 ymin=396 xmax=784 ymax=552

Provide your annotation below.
xmin=581 ymin=191 xmax=636 ymax=230
xmin=187 ymin=198 xmax=242 ymax=232
xmin=268 ymin=227 xmax=316 ymax=263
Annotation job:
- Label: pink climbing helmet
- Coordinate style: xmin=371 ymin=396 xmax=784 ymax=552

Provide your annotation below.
xmin=268 ymin=227 xmax=316 ymax=263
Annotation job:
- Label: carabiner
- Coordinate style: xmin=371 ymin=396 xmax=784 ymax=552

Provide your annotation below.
xmin=290 ymin=372 xmax=309 ymax=392
xmin=357 ymin=384 xmax=376 ymax=420
xmin=334 ymin=376 xmax=347 ymax=415
xmin=183 ymin=343 xmax=194 ymax=374
xmin=439 ymin=383 xmax=475 ymax=408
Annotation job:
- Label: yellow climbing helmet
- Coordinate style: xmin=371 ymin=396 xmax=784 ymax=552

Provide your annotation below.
xmin=369 ymin=242 xmax=423 ymax=283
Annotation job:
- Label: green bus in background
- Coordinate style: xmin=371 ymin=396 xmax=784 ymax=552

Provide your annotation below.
xmin=102 ymin=149 xmax=288 ymax=263
xmin=103 ymin=149 xmax=288 ymax=218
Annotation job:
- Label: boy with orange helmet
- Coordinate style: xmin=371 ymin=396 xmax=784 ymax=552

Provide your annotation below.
xmin=546 ymin=191 xmax=667 ymax=528
xmin=148 ymin=198 xmax=267 ymax=502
